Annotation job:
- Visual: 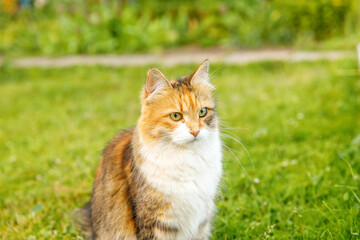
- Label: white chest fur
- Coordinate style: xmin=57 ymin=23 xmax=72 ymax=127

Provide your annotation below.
xmin=138 ymin=130 xmax=222 ymax=239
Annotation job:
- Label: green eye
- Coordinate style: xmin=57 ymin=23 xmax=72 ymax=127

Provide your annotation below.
xmin=170 ymin=112 xmax=182 ymax=121
xmin=199 ymin=108 xmax=208 ymax=117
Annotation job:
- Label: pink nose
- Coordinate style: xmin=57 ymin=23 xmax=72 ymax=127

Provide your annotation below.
xmin=190 ymin=129 xmax=200 ymax=137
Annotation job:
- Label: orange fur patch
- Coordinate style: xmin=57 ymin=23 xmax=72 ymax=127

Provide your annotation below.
xmin=139 ymin=79 xmax=216 ymax=144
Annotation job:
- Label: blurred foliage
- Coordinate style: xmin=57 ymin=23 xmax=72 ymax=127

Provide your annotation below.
xmin=0 ymin=0 xmax=359 ymax=55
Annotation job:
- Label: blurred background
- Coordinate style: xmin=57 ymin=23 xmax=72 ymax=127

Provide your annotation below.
xmin=1 ymin=0 xmax=360 ymax=56
xmin=1 ymin=1 xmax=360 ymax=239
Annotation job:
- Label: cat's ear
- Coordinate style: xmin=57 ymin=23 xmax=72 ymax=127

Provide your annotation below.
xmin=144 ymin=68 xmax=172 ymax=99
xmin=190 ymin=60 xmax=213 ymax=88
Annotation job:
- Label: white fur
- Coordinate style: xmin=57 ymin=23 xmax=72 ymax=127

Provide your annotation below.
xmin=170 ymin=122 xmax=209 ymax=145
xmin=138 ymin=126 xmax=222 ymax=239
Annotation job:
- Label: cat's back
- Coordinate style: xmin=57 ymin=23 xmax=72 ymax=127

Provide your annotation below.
xmin=98 ymin=128 xmax=134 ymax=177
xmin=90 ymin=128 xmax=137 ymax=240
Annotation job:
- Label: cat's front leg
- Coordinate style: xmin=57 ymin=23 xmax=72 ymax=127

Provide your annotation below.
xmin=192 ymin=219 xmax=211 ymax=240
xmin=136 ymin=220 xmax=178 ymax=240
xmin=193 ymin=199 xmax=216 ymax=240
xmin=153 ymin=227 xmax=178 ymax=240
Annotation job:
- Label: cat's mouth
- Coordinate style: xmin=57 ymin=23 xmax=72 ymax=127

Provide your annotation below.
xmin=169 ymin=130 xmax=209 ymax=145
xmin=171 ymin=135 xmax=201 ymax=145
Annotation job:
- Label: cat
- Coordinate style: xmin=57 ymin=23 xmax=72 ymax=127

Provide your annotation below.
xmin=77 ymin=60 xmax=223 ymax=240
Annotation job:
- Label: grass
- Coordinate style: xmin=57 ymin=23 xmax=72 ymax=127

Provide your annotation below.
xmin=0 ymin=59 xmax=359 ymax=239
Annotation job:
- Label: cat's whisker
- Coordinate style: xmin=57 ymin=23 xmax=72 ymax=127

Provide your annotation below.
xmin=222 ymin=145 xmax=246 ymax=157
xmin=220 ymin=132 xmax=254 ymax=168
xmin=222 ymin=143 xmax=251 ymax=179
xmin=209 ymin=65 xmax=225 ymax=79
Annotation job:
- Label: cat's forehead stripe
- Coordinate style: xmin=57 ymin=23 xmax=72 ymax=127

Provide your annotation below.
xmin=176 ymin=86 xmax=196 ymax=112
xmin=184 ymin=87 xmax=195 ymax=110
xmin=167 ymin=83 xmax=213 ymax=113
xmin=178 ymin=92 xmax=183 ymax=112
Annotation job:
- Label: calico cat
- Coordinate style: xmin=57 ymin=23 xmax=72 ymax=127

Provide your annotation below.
xmin=77 ymin=60 xmax=222 ymax=240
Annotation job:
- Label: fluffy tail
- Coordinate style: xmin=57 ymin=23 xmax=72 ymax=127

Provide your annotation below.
xmin=73 ymin=202 xmax=92 ymax=238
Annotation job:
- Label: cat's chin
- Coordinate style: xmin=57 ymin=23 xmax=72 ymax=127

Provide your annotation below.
xmin=172 ymin=138 xmax=198 ymax=146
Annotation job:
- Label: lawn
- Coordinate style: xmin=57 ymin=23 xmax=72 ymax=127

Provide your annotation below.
xmin=0 ymin=59 xmax=359 ymax=239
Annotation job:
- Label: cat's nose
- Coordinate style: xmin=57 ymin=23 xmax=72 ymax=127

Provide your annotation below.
xmin=190 ymin=129 xmax=200 ymax=137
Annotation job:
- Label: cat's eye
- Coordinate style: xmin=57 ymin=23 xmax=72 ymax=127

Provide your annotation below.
xmin=199 ymin=108 xmax=208 ymax=118
xmin=170 ymin=112 xmax=182 ymax=121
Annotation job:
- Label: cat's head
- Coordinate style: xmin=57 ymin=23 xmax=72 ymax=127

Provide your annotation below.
xmin=138 ymin=60 xmax=218 ymax=146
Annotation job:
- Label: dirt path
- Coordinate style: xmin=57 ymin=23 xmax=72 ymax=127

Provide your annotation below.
xmin=0 ymin=49 xmax=352 ymax=68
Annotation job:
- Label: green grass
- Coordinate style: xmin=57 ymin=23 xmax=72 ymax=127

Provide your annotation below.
xmin=0 ymin=60 xmax=359 ymax=239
